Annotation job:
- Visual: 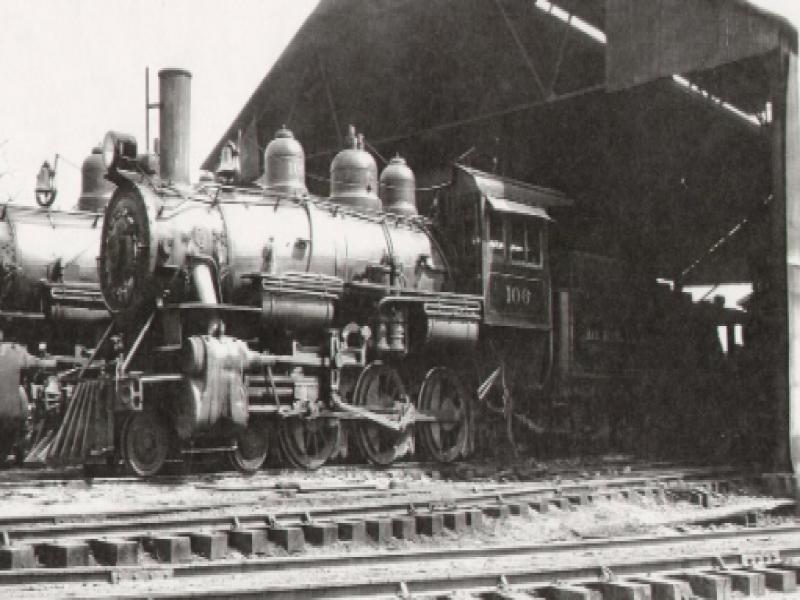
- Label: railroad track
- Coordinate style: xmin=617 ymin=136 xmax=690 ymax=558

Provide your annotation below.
xmin=0 ymin=469 xmax=788 ymax=598
xmin=0 ymin=468 xmax=753 ymax=532
xmin=0 ymin=460 xmax=742 ymax=486
xmin=4 ymin=523 xmax=800 ymax=598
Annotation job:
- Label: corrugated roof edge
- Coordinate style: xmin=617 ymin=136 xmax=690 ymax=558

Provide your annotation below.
xmin=456 ymin=163 xmax=573 ymax=208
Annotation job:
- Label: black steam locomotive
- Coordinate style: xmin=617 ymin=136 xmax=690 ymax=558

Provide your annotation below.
xmin=0 ymin=69 xmax=734 ymax=475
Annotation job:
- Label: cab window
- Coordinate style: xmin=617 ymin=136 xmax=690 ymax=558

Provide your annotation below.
xmin=489 ymin=213 xmax=505 ymax=261
xmin=522 ymin=218 xmax=543 ymax=266
xmin=510 ymin=220 xmax=526 ymax=263
xmin=488 ymin=211 xmax=544 ymax=267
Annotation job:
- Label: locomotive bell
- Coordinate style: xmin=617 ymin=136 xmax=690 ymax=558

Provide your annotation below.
xmin=379 ymin=155 xmax=417 ymax=216
xmin=78 ymin=147 xmax=115 ymax=212
xmin=329 ymin=125 xmax=381 ymax=212
xmin=264 ymin=127 xmax=307 ymax=196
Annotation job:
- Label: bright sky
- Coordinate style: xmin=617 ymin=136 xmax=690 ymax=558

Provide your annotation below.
xmin=0 ymin=0 xmax=318 ymax=208
xmin=0 ymin=0 xmax=797 ymax=209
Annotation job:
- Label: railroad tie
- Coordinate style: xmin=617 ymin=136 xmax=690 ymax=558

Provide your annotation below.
xmin=89 ymin=539 xmax=139 ymax=566
xmin=749 ymin=565 xmax=797 ymax=592
xmin=336 ymin=520 xmax=366 ymax=543
xmin=632 ymin=576 xmax=693 ymax=599
xmin=189 ymin=532 xmax=228 ymax=559
xmin=227 ymin=528 xmax=268 ymax=555
xmin=537 ymin=584 xmax=599 ymax=599
xmin=365 ymin=518 xmax=392 ymax=543
xmin=36 ymin=541 xmax=90 ymax=568
xmin=0 ymin=545 xmax=36 ymax=570
xmin=302 ymin=522 xmax=338 ymax=546
xmin=267 ymin=526 xmax=304 ymax=553
xmin=715 ymin=570 xmax=765 ymax=596
xmin=673 ymin=572 xmax=732 ymax=599
xmin=146 ymin=536 xmax=192 ymax=563
xmin=391 ymin=516 xmax=417 ymax=540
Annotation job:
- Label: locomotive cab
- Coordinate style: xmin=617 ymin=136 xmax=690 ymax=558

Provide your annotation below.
xmin=441 ymin=165 xmax=571 ymax=329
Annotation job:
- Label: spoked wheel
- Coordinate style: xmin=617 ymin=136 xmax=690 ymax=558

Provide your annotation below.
xmin=278 ymin=417 xmax=340 ymax=470
xmin=352 ymin=362 xmax=412 ymax=466
xmin=123 ymin=411 xmax=170 ymax=477
xmin=418 ymin=367 xmax=470 ymax=462
xmin=229 ymin=421 xmax=270 ymax=474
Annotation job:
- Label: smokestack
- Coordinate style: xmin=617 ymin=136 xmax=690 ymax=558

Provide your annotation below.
xmin=158 ymin=68 xmax=191 ymax=185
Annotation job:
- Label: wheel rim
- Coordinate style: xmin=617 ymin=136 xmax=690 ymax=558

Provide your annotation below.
xmin=278 ymin=417 xmax=340 ymax=470
xmin=352 ymin=363 xmax=412 ymax=466
xmin=418 ymin=367 xmax=469 ymax=462
xmin=124 ymin=411 xmax=169 ymax=477
xmin=229 ymin=421 xmax=269 ymax=474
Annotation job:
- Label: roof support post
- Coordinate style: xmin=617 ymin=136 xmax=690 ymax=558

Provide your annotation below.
xmin=768 ymin=41 xmax=795 ymax=474
xmin=780 ymin=40 xmax=800 ymax=479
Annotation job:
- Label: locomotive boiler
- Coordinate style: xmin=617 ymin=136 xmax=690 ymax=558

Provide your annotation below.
xmin=99 ymin=128 xmax=449 ymax=323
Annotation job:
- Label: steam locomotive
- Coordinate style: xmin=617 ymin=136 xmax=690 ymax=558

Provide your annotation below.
xmin=0 ymin=68 xmax=734 ymax=475
xmin=0 ymin=143 xmax=119 ymax=462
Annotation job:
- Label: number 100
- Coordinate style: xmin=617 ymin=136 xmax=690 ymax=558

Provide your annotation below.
xmin=505 ymin=285 xmax=532 ymax=305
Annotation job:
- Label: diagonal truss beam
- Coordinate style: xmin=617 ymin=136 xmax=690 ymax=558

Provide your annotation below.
xmin=493 ymin=0 xmax=549 ymax=100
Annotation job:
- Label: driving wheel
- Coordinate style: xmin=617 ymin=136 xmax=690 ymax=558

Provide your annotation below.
xmin=229 ymin=420 xmax=270 ymax=474
xmin=278 ymin=416 xmax=340 ymax=470
xmin=123 ymin=411 xmax=169 ymax=477
xmin=417 ymin=367 xmax=470 ymax=462
xmin=352 ymin=362 xmax=412 ymax=466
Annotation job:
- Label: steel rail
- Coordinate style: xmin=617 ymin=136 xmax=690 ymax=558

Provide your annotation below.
xmin=0 ymin=461 xmax=741 ymax=487
xmin=0 ymin=473 xmax=741 ymax=540
xmin=2 ymin=524 xmax=800 ymax=594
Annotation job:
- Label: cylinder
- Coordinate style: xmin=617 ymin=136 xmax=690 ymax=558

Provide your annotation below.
xmin=78 ymin=147 xmax=116 ymax=212
xmin=261 ymin=295 xmax=334 ymax=331
xmin=159 ymin=68 xmax=192 ymax=185
xmin=425 ymin=318 xmax=479 ymax=348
